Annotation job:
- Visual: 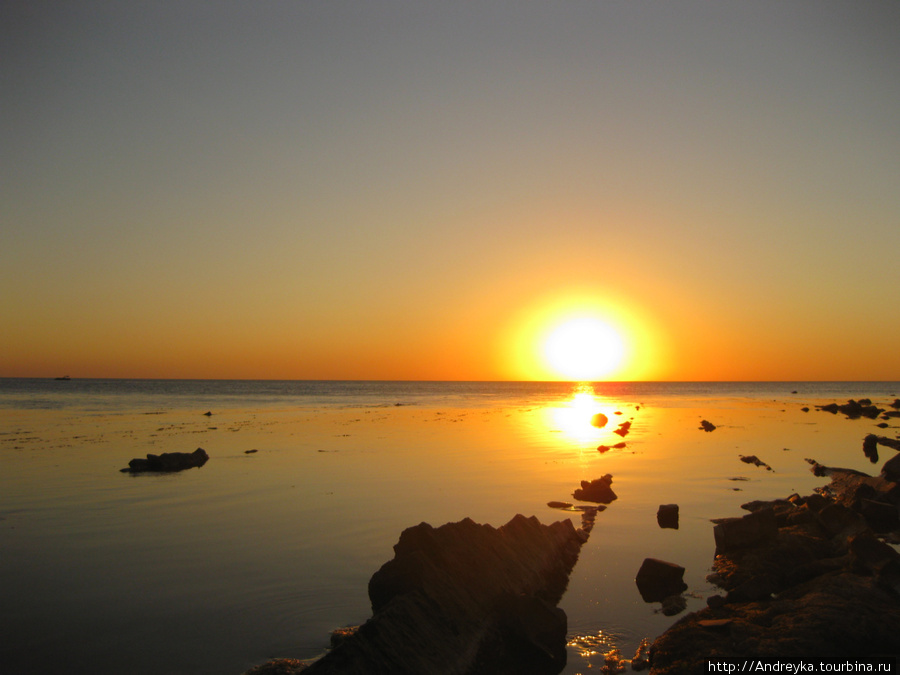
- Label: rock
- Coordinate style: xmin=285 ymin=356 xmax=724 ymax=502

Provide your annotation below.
xmin=657 ymin=504 xmax=679 ymax=529
xmin=547 ymin=501 xmax=573 ymax=510
xmin=713 ymin=508 xmax=778 ymax=552
xmin=203 ymin=411 xmax=213 ymax=416
xmin=243 ymin=659 xmax=308 ymax=674
xmin=863 ymin=434 xmax=880 ymax=463
xmin=245 ymin=449 xmax=259 ymax=454
xmin=699 ymin=420 xmax=716 ymax=432
xmin=613 ymin=421 xmax=631 ymax=437
xmin=660 ymin=594 xmax=687 ymax=616
xmin=329 ymin=626 xmax=358 ymax=649
xmin=739 ymin=455 xmax=772 ymax=471
xmin=630 ymin=638 xmax=651 ymax=671
xmin=635 ymin=558 xmax=687 ymax=603
xmin=883 ymin=453 xmax=900 ymax=482
xmin=121 ymin=447 xmax=209 ymax=473
xmin=590 ymin=413 xmax=608 ymax=428
xmin=573 ymin=475 xmax=618 ymax=504
xmin=648 ymin=457 xmax=900 ymax=673
xmin=300 ymin=514 xmax=586 ymax=675
xmin=817 ymin=399 xmax=885 ymax=419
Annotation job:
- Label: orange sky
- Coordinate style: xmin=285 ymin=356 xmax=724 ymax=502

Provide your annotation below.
xmin=2 ymin=2 xmax=899 ymax=381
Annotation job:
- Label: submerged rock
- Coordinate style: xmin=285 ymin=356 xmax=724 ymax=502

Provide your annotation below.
xmin=739 ymin=455 xmax=772 ymax=471
xmin=297 ymin=514 xmax=586 ymax=675
xmin=699 ymin=420 xmax=716 ymax=432
xmin=121 ymin=447 xmax=209 ymax=473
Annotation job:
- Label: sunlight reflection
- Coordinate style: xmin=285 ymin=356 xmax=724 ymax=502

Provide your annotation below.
xmin=546 ymin=384 xmax=618 ymax=445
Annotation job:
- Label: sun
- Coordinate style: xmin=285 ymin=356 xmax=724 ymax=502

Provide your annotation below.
xmin=542 ymin=316 xmax=625 ymax=381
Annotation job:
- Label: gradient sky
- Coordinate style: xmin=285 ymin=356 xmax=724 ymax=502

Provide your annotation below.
xmin=2 ymin=1 xmax=899 ymax=381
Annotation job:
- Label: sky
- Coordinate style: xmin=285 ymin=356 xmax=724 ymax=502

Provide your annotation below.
xmin=2 ymin=1 xmax=899 ymax=381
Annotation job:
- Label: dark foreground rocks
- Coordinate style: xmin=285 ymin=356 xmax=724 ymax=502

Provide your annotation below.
xmin=649 ymin=459 xmax=900 ymax=673
xmin=121 ymin=447 xmax=209 ymax=473
xmin=267 ymin=514 xmax=586 ymax=675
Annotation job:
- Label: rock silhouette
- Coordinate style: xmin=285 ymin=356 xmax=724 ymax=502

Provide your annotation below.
xmin=297 ymin=514 xmax=586 ymax=675
xmin=121 ymin=447 xmax=209 ymax=473
xmin=649 ymin=457 xmax=900 ymax=671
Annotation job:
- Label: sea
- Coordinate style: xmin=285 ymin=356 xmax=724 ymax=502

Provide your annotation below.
xmin=2 ymin=379 xmax=898 ymax=674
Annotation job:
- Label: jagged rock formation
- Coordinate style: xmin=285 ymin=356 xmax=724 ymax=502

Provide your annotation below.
xmin=297 ymin=514 xmax=586 ymax=675
xmin=649 ymin=459 xmax=900 ymax=673
xmin=120 ymin=447 xmax=209 ymax=473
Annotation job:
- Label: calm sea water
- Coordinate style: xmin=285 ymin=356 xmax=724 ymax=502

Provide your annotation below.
xmin=2 ymin=379 xmax=898 ymax=674
xmin=2 ymin=378 xmax=899 ymax=411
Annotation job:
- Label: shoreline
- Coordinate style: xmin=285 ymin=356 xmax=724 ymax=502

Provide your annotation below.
xmin=240 ymin=398 xmax=900 ymax=674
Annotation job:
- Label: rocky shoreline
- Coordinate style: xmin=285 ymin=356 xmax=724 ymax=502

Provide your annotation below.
xmin=243 ymin=399 xmax=900 ymax=675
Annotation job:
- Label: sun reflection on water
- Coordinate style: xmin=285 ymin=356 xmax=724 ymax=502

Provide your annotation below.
xmin=546 ymin=384 xmax=619 ymax=445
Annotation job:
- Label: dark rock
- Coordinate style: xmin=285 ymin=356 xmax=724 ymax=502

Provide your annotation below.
xmin=801 ymin=406 xmax=810 ymax=412
xmin=657 ymin=504 xmax=680 ymax=529
xmin=302 ymin=514 xmax=586 ymax=675
xmin=547 ymin=501 xmax=573 ymax=510
xmin=245 ymin=449 xmax=259 ymax=454
xmin=203 ymin=411 xmax=213 ymax=416
xmin=122 ymin=447 xmax=209 ymax=473
xmin=329 ymin=626 xmax=358 ymax=649
xmin=631 ymin=638 xmax=651 ymax=671
xmin=613 ymin=420 xmax=631 ymax=437
xmin=883 ymin=453 xmax=900 ymax=482
xmin=572 ymin=475 xmax=618 ymax=504
xmin=635 ymin=558 xmax=687 ymax=602
xmin=699 ymin=420 xmax=716 ymax=432
xmin=649 ymin=573 xmax=900 ymax=672
xmin=817 ymin=399 xmax=885 ymax=419
xmin=859 ymin=499 xmax=900 ymax=532
xmin=660 ymin=594 xmax=687 ymax=616
xmin=589 ymin=413 xmax=608 ymax=428
xmin=713 ymin=509 xmax=778 ymax=552
xmin=739 ymin=455 xmax=772 ymax=471
xmin=863 ymin=434 xmax=880 ymax=463
xmin=243 ymin=659 xmax=308 ymax=674
xmin=892 ymin=399 xmax=900 ymax=409
xmin=725 ymin=575 xmax=774 ymax=603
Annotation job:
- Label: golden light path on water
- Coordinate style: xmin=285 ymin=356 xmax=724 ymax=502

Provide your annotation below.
xmin=545 ymin=384 xmax=623 ymax=445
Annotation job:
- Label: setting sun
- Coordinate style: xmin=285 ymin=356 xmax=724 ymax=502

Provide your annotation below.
xmin=543 ymin=317 xmax=625 ymax=381
xmin=501 ymin=290 xmax=662 ymax=381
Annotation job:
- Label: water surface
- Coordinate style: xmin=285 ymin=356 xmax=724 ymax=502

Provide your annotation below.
xmin=1 ymin=379 xmax=897 ymax=674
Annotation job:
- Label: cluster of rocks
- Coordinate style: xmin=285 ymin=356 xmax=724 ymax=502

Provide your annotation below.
xmin=817 ymin=398 xmax=890 ymax=420
xmin=649 ymin=449 xmax=900 ymax=671
xmin=120 ymin=447 xmax=209 ymax=473
xmin=253 ymin=514 xmax=588 ymax=675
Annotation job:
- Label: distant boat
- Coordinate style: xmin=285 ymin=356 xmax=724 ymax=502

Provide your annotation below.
xmin=54 ymin=375 xmax=71 ymax=381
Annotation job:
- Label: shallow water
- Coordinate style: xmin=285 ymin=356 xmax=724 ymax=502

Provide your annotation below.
xmin=1 ymin=380 xmax=898 ymax=674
